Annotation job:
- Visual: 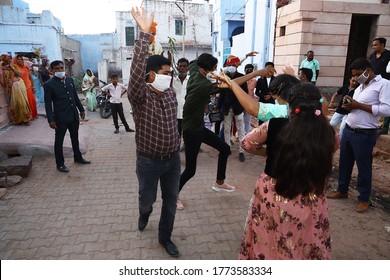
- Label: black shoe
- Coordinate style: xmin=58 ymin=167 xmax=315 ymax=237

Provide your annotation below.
xmin=57 ymin=165 xmax=69 ymax=173
xmin=114 ymin=129 xmax=119 ymax=134
xmin=126 ymin=128 xmax=135 ymax=132
xmin=239 ymin=152 xmax=245 ymax=162
xmin=159 ymin=239 xmax=179 ymax=257
xmin=74 ymin=158 xmax=91 ymax=164
xmin=138 ymin=214 xmax=150 ymax=231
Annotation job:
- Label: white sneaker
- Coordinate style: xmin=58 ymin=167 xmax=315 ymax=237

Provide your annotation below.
xmin=212 ymin=182 xmax=236 ymax=192
xmin=176 ymin=197 xmax=184 ymax=210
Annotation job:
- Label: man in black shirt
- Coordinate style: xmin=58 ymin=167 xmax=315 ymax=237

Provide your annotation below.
xmin=44 ymin=60 xmax=91 ymax=173
xmin=369 ymin=37 xmax=390 ymax=134
xmin=329 ymin=77 xmax=358 ymax=135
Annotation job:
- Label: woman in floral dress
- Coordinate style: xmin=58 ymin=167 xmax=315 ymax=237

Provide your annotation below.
xmin=239 ymin=83 xmax=337 ymax=259
xmin=213 ymin=71 xmax=337 ymax=260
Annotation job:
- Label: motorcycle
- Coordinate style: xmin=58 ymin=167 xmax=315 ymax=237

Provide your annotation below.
xmin=96 ymin=80 xmax=112 ymax=119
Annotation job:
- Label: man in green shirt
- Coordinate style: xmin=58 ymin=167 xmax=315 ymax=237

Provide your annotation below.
xmin=180 ymin=53 xmax=236 ymax=209
xmin=300 ymin=50 xmax=320 ymax=85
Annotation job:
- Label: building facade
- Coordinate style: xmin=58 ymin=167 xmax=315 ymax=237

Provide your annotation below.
xmin=213 ymin=0 xmax=389 ymax=90
xmin=97 ymin=0 xmax=213 ymax=85
xmin=210 ymin=0 xmax=247 ymax=69
xmin=0 ymin=0 xmax=82 ymax=128
xmin=274 ymin=0 xmax=390 ymax=88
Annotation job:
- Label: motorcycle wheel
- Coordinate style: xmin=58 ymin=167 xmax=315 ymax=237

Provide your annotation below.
xmin=100 ymin=103 xmax=112 ymax=119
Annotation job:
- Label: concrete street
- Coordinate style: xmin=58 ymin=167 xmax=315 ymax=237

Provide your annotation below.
xmin=0 ymin=97 xmax=389 ymax=260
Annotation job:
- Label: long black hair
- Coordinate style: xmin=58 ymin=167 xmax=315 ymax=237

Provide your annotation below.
xmin=268 ymin=74 xmax=300 ymax=101
xmin=271 ymin=83 xmax=335 ymax=199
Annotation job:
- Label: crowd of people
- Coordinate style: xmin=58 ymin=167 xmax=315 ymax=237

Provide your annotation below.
xmin=1 ymin=5 xmax=389 ymax=261
xmin=128 ymin=7 xmax=390 ymax=260
xmin=0 ymin=54 xmax=51 ymax=125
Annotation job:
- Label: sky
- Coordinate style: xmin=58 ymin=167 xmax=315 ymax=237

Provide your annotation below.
xmin=25 ymin=0 xmax=143 ymax=35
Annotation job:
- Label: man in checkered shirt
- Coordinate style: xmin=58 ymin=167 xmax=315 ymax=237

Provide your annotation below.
xmin=128 ymin=7 xmax=180 ymax=257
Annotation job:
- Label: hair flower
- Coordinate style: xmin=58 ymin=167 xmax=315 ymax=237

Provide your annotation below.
xmin=315 ymin=109 xmax=321 ymax=116
xmin=294 ymin=108 xmax=301 ymax=114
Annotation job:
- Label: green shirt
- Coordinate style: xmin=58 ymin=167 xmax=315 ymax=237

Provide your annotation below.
xmin=182 ymin=60 xmax=215 ymax=134
xmin=300 ymin=58 xmax=320 ymax=82
xmin=257 ymin=102 xmax=288 ymax=122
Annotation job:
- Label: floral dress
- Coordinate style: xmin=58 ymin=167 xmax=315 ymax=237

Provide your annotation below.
xmin=238 ymin=122 xmax=332 ymax=260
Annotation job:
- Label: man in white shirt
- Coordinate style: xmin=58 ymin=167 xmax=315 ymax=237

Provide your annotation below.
xmin=101 ymin=74 xmax=135 ymax=134
xmin=327 ymin=58 xmax=390 ymax=213
xmin=172 ymin=58 xmax=189 ymax=211
xmin=172 ymin=58 xmax=190 ymax=141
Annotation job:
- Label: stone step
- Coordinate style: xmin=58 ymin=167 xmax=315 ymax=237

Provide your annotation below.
xmin=0 ymin=155 xmax=32 ymax=177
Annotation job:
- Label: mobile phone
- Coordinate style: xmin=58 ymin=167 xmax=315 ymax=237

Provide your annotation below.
xmin=343 ymin=96 xmax=352 ymax=104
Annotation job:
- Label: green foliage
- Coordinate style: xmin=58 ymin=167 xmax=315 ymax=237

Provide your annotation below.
xmin=168 ymin=36 xmax=179 ymax=70
xmin=73 ymin=72 xmax=85 ymax=94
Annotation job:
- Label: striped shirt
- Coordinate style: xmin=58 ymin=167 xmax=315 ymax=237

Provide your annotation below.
xmin=128 ymin=31 xmax=179 ymax=156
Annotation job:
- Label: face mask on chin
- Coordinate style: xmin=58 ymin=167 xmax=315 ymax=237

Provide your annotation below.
xmin=54 ymin=71 xmax=66 ymax=79
xmin=357 ymin=70 xmax=369 ymax=84
xmin=149 ymin=73 xmax=171 ymax=92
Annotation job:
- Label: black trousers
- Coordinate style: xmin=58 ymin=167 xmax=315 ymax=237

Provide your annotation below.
xmin=179 ymin=127 xmax=231 ymax=193
xmin=54 ymin=120 xmax=82 ymax=166
xmin=110 ymin=102 xmax=130 ymax=130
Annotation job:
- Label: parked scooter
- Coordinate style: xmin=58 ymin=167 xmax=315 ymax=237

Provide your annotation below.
xmin=96 ymin=80 xmax=112 ymax=119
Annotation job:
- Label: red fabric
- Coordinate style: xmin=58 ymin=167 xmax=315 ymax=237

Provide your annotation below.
xmin=226 ymin=56 xmax=240 ymax=66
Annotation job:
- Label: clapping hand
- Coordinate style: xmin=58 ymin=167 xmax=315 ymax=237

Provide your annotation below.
xmin=131 ymin=7 xmax=154 ymax=34
xmin=282 ymin=63 xmax=295 ymax=76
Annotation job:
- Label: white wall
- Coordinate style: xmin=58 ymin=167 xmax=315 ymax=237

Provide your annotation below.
xmin=0 ymin=6 xmax=62 ymax=61
xmin=99 ymin=0 xmax=213 ymax=83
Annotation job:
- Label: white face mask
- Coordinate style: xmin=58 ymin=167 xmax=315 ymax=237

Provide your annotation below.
xmin=227 ymin=66 xmax=236 ymax=74
xmin=206 ymin=70 xmax=218 ymax=83
xmin=54 ymin=71 xmax=66 ymax=79
xmin=357 ymin=69 xmax=369 ymax=84
xmin=150 ymin=73 xmax=171 ymax=92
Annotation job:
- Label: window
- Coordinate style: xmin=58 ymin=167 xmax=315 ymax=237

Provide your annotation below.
xmin=175 ymin=19 xmax=186 ymax=35
xmin=280 ymin=26 xmax=286 ymax=37
xmin=125 ymin=27 xmax=135 ymax=46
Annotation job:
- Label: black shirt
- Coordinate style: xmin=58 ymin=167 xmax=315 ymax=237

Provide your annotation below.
xmin=335 ymin=85 xmax=355 ymax=115
xmin=44 ymin=76 xmax=85 ymax=124
xmin=218 ymin=72 xmax=245 ymax=115
xmin=369 ymin=49 xmax=390 ymax=80
xmin=264 ymin=118 xmax=289 ymax=177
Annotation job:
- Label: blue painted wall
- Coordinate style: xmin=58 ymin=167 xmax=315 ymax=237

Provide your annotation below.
xmin=219 ymin=0 xmax=246 ymax=63
xmin=68 ymin=33 xmax=118 ymax=74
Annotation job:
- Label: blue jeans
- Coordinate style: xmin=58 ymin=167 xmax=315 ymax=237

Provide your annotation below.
xmin=136 ymin=151 xmax=181 ymax=242
xmin=338 ymin=127 xmax=377 ymax=202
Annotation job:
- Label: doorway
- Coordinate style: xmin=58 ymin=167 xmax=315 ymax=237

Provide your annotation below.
xmin=343 ymin=15 xmax=376 ymax=85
